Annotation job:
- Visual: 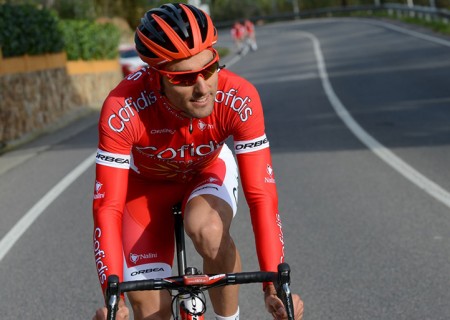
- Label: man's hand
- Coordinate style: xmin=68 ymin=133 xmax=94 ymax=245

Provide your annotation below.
xmin=92 ymin=298 xmax=129 ymax=320
xmin=264 ymin=284 xmax=304 ymax=320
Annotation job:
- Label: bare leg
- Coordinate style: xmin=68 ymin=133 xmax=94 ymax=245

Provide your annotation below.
xmin=127 ymin=290 xmax=172 ymax=320
xmin=184 ymin=194 xmax=242 ymax=316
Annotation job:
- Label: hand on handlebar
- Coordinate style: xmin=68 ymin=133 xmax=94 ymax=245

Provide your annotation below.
xmin=92 ymin=298 xmax=130 ymax=320
xmin=264 ymin=284 xmax=304 ymax=320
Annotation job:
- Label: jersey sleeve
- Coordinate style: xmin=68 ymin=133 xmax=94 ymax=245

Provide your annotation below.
xmin=93 ymin=162 xmax=129 ymax=293
xmin=236 ymin=149 xmax=285 ymax=274
xmin=227 ymin=76 xmax=285 ymax=273
xmin=93 ymin=92 xmax=137 ymax=294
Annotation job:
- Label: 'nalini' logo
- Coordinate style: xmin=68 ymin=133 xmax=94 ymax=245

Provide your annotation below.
xmin=265 ymin=164 xmax=275 ymax=184
xmin=94 ymin=180 xmax=105 ymax=199
xmin=266 ymin=164 xmax=273 ymax=177
xmin=130 ymin=253 xmax=140 ymax=264
xmin=198 ymin=120 xmax=213 ymax=131
xmin=95 ymin=181 xmax=102 ymax=193
xmin=130 ymin=252 xmax=158 ymax=264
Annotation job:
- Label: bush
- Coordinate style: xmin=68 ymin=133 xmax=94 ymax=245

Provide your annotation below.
xmin=0 ymin=4 xmax=64 ymax=58
xmin=59 ymin=20 xmax=121 ymax=60
xmin=0 ymin=4 xmax=120 ymax=61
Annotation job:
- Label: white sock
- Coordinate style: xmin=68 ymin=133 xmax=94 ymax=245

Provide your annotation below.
xmin=213 ymin=306 xmax=240 ymax=320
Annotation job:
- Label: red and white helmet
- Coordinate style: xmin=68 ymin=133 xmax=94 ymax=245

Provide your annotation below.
xmin=135 ymin=3 xmax=218 ymax=67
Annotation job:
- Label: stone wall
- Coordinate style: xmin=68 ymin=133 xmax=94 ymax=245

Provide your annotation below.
xmin=0 ymin=66 xmax=122 ymax=150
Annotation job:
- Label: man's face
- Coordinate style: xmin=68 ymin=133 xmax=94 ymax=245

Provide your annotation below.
xmin=160 ymin=49 xmax=219 ymax=119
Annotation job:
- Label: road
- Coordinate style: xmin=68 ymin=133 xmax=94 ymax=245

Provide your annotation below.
xmin=1 ymin=18 xmax=449 ymax=319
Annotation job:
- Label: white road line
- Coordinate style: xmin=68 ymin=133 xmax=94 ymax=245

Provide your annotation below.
xmin=0 ymin=152 xmax=96 ymax=262
xmin=251 ymin=72 xmax=317 ymax=85
xmin=224 ymin=51 xmax=243 ymax=68
xmin=302 ymin=30 xmax=450 ymax=208
xmin=353 ymin=18 xmax=450 ymax=48
xmin=299 ymin=18 xmax=450 ymax=48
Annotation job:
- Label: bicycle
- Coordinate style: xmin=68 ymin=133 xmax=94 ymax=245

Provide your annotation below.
xmin=105 ymin=204 xmax=296 ymax=320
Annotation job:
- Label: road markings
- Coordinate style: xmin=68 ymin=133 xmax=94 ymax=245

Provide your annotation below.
xmin=251 ymin=72 xmax=317 ymax=85
xmin=355 ymin=18 xmax=450 ymax=49
xmin=302 ymin=30 xmax=450 ymax=209
xmin=0 ymin=152 xmax=96 ymax=262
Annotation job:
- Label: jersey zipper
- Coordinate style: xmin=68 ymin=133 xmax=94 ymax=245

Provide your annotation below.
xmin=189 ymin=118 xmax=193 ymax=134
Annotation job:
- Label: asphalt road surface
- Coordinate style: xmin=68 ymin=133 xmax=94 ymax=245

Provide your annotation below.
xmin=1 ymin=18 xmax=449 ymax=319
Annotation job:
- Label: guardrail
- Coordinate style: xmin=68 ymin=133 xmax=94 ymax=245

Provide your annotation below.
xmin=381 ymin=3 xmax=450 ymax=20
xmin=215 ymin=3 xmax=450 ymax=28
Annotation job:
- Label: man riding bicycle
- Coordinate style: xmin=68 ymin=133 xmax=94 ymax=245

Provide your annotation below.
xmin=92 ymin=3 xmax=303 ymax=320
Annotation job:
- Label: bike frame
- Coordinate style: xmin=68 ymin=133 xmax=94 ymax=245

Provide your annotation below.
xmin=105 ymin=203 xmax=295 ymax=320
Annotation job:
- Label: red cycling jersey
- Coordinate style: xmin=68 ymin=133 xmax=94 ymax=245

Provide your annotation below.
xmin=93 ymin=67 xmax=285 ymax=291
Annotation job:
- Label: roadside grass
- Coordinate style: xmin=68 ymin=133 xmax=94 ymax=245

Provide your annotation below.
xmin=400 ymin=16 xmax=450 ymax=35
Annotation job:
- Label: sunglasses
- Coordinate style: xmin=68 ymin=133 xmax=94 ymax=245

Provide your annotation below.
xmin=156 ymin=49 xmax=221 ymax=86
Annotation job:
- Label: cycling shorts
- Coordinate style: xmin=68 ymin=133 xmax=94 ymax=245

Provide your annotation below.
xmin=122 ymin=144 xmax=238 ymax=281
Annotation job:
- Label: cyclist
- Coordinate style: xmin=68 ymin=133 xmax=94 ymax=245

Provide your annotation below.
xmin=230 ymin=20 xmax=246 ymax=54
xmin=244 ymin=19 xmax=258 ymax=51
xmin=92 ymin=3 xmax=303 ymax=320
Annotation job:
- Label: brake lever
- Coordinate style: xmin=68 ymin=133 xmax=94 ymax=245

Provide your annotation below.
xmin=276 ymin=263 xmax=295 ymax=320
xmin=106 ymin=275 xmax=120 ymax=320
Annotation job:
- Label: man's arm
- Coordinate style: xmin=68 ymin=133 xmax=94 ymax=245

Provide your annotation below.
xmin=93 ymin=152 xmax=130 ymax=293
xmin=236 ymin=147 xmax=284 ymax=273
